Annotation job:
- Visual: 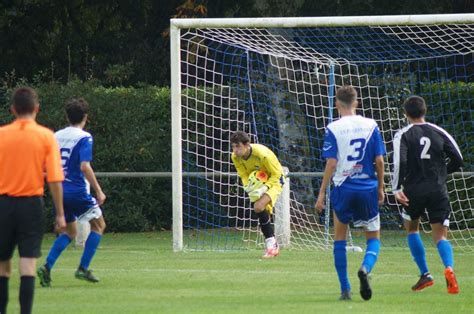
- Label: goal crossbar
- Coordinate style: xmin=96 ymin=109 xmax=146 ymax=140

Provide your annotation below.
xmin=171 ymin=14 xmax=474 ymax=29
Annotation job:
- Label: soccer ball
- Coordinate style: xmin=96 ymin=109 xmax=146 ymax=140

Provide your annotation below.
xmin=247 ymin=170 xmax=269 ymax=192
xmin=250 ymin=170 xmax=268 ymax=183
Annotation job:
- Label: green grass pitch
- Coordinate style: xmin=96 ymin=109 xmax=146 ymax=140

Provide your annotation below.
xmin=5 ymin=232 xmax=473 ymax=313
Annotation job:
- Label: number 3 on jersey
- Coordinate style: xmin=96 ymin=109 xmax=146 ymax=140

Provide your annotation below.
xmin=420 ymin=136 xmax=431 ymax=159
xmin=347 ymin=138 xmax=366 ymax=161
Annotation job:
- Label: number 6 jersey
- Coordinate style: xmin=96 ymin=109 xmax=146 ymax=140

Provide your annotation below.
xmin=322 ymin=115 xmax=386 ymax=190
xmin=55 ymin=127 xmax=93 ymax=194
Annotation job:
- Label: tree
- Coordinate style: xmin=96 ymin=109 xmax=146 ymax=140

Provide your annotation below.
xmin=0 ymin=0 xmax=470 ymax=87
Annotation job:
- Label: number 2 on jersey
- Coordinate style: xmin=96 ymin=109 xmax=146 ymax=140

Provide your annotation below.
xmin=420 ymin=136 xmax=431 ymax=159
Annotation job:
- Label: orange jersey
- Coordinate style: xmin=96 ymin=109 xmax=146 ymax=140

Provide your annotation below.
xmin=0 ymin=119 xmax=64 ymax=196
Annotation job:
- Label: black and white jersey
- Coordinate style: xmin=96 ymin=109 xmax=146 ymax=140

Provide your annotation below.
xmin=391 ymin=123 xmax=463 ymax=194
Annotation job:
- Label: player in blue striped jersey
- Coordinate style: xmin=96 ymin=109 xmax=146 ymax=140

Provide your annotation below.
xmin=316 ymin=86 xmax=386 ymax=301
xmin=37 ymin=98 xmax=106 ymax=286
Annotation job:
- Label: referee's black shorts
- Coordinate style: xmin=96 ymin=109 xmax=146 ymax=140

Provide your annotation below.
xmin=0 ymin=195 xmax=44 ymax=261
xmin=402 ymin=189 xmax=451 ymax=225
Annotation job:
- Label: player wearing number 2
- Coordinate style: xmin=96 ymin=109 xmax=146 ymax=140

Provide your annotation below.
xmin=392 ymin=96 xmax=463 ymax=294
xmin=315 ymin=86 xmax=386 ymax=301
xmin=38 ymin=98 xmax=106 ymax=286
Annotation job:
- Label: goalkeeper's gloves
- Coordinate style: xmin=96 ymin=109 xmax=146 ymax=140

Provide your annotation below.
xmin=248 ymin=185 xmax=269 ymax=202
xmin=243 ymin=181 xmax=255 ymax=194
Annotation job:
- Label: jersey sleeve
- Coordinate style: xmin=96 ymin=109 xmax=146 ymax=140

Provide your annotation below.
xmin=79 ymin=137 xmax=93 ymax=162
xmin=262 ymin=150 xmax=283 ymax=190
xmin=373 ymin=126 xmax=386 ymax=156
xmin=231 ymin=154 xmax=250 ymax=186
xmin=440 ymin=131 xmax=464 ymax=174
xmin=391 ymin=131 xmax=408 ymax=193
xmin=45 ymin=133 xmax=65 ymax=183
xmin=322 ymin=128 xmax=338 ymax=160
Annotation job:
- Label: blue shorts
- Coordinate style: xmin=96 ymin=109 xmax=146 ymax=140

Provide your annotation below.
xmin=63 ymin=192 xmax=101 ymax=224
xmin=330 ymin=185 xmax=380 ymax=231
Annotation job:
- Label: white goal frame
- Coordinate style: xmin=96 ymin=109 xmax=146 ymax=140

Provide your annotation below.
xmin=170 ymin=14 xmax=474 ymax=252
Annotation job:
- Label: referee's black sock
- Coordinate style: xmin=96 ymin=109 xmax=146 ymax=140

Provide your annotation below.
xmin=256 ymin=210 xmax=274 ymax=239
xmin=19 ymin=276 xmax=35 ymax=314
xmin=0 ymin=276 xmax=8 ymax=314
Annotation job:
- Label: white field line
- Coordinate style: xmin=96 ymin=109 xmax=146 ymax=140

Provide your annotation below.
xmin=50 ymin=267 xmax=474 ymax=279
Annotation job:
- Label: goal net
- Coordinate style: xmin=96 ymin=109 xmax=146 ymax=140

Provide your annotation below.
xmin=171 ymin=15 xmax=474 ymax=252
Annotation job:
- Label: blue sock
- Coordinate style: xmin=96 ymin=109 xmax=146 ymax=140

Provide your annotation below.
xmin=46 ymin=234 xmax=72 ymax=270
xmin=362 ymin=238 xmax=380 ymax=273
xmin=437 ymin=239 xmax=454 ymax=268
xmin=334 ymin=240 xmax=350 ymax=292
xmin=407 ymin=233 xmax=429 ymax=275
xmin=80 ymin=232 xmax=102 ymax=270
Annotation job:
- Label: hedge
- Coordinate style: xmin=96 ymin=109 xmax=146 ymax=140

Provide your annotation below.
xmin=0 ymin=81 xmax=172 ymax=232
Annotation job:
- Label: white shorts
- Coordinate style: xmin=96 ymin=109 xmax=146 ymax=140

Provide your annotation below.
xmin=354 ymin=214 xmax=380 ymax=232
xmin=77 ymin=206 xmax=102 ymax=223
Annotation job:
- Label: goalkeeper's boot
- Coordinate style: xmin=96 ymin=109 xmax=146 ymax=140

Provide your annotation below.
xmin=75 ymin=267 xmax=100 ymax=283
xmin=262 ymin=242 xmax=280 ymax=259
xmin=37 ymin=265 xmax=52 ymax=287
xmin=444 ymin=267 xmax=459 ymax=294
xmin=411 ymin=273 xmax=434 ymax=291
xmin=338 ymin=291 xmax=352 ymax=301
xmin=358 ymin=266 xmax=372 ymax=301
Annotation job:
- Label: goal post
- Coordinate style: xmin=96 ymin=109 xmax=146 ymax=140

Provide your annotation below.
xmin=274 ymin=167 xmax=291 ymax=248
xmin=171 ymin=23 xmax=183 ymax=252
xmin=75 ymin=180 xmax=91 ymax=247
xmin=171 ymin=14 xmax=474 ymax=252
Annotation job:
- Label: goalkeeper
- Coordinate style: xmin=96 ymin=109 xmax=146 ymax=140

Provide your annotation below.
xmin=230 ymin=131 xmax=284 ymax=258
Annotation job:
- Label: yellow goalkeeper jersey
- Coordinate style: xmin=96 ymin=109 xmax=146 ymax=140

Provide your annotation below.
xmin=231 ymin=143 xmax=284 ymax=192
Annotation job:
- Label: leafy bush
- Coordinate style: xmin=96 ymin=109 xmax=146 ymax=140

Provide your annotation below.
xmin=0 ymin=81 xmax=172 ymax=232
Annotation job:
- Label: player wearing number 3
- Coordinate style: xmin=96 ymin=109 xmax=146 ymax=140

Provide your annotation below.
xmin=231 ymin=131 xmax=284 ymax=259
xmin=392 ymin=96 xmax=463 ymax=294
xmin=315 ymin=86 xmax=386 ymax=301
xmin=38 ymin=98 xmax=106 ymax=286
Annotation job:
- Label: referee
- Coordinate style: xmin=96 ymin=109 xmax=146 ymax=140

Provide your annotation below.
xmin=0 ymin=87 xmax=66 ymax=314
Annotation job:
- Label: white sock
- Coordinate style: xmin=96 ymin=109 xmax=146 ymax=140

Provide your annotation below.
xmin=265 ymin=237 xmax=276 ymax=249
